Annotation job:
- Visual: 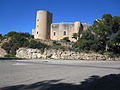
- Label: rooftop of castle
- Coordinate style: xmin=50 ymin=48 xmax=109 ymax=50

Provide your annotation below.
xmin=37 ymin=10 xmax=52 ymax=14
xmin=52 ymin=21 xmax=81 ymax=24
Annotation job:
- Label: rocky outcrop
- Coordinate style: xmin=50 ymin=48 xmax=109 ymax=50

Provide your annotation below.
xmin=16 ymin=48 xmax=120 ymax=60
xmin=0 ymin=48 xmax=7 ymax=57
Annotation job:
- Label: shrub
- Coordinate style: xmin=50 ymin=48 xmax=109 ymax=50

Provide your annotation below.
xmin=53 ymin=41 xmax=61 ymax=46
xmin=104 ymin=52 xmax=120 ymax=58
xmin=4 ymin=54 xmax=17 ymax=58
xmin=61 ymin=37 xmax=70 ymax=42
xmin=28 ymin=40 xmax=49 ymax=49
xmin=5 ymin=31 xmax=34 ymax=39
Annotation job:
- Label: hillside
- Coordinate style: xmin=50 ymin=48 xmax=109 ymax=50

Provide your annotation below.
xmin=0 ymin=13 xmax=120 ymax=59
xmin=0 ymin=31 xmax=74 ymax=57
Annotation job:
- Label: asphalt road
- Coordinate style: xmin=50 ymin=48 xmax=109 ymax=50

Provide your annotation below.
xmin=0 ymin=59 xmax=120 ymax=90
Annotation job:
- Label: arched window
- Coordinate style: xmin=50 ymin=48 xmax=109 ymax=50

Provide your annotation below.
xmin=64 ymin=31 xmax=66 ymax=35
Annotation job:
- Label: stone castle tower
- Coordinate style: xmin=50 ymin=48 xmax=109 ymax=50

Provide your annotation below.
xmin=32 ymin=10 xmax=89 ymax=41
xmin=32 ymin=11 xmax=52 ymax=40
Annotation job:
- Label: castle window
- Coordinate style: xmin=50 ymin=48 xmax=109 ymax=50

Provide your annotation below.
xmin=37 ymin=19 xmax=39 ymax=21
xmin=53 ymin=32 xmax=56 ymax=36
xmin=64 ymin=31 xmax=66 ymax=35
xmin=37 ymin=32 xmax=38 ymax=34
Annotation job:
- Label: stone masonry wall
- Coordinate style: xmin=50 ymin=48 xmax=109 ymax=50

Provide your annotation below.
xmin=16 ymin=48 xmax=120 ymax=61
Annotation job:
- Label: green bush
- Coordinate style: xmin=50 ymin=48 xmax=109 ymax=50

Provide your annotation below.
xmin=53 ymin=41 xmax=61 ymax=46
xmin=5 ymin=31 xmax=34 ymax=39
xmin=61 ymin=37 xmax=70 ymax=42
xmin=104 ymin=52 xmax=120 ymax=58
xmin=1 ymin=32 xmax=35 ymax=55
xmin=1 ymin=35 xmax=29 ymax=55
xmin=28 ymin=40 xmax=49 ymax=49
xmin=4 ymin=54 xmax=17 ymax=58
xmin=0 ymin=34 xmax=4 ymax=41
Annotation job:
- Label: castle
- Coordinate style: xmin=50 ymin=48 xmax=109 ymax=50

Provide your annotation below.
xmin=32 ymin=10 xmax=89 ymax=42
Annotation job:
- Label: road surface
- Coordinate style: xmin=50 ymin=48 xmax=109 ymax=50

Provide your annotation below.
xmin=0 ymin=59 xmax=120 ymax=89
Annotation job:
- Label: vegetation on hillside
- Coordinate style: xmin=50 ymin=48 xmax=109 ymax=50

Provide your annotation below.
xmin=0 ymin=32 xmax=73 ymax=56
xmin=0 ymin=32 xmax=48 ymax=55
xmin=73 ymin=14 xmax=120 ymax=56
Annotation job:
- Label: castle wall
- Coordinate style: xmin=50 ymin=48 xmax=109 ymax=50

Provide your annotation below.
xmin=50 ymin=22 xmax=82 ymax=42
xmin=82 ymin=23 xmax=90 ymax=31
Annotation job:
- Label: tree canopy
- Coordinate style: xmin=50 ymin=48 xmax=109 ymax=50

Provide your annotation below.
xmin=73 ymin=14 xmax=120 ymax=54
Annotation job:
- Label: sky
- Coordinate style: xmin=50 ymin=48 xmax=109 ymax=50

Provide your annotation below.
xmin=0 ymin=0 xmax=120 ymax=35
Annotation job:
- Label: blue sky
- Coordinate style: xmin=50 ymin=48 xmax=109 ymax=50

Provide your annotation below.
xmin=0 ymin=0 xmax=120 ymax=34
